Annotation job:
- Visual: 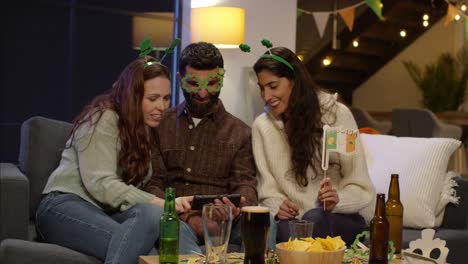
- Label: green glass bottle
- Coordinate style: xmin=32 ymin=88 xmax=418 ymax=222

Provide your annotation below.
xmin=159 ymin=187 xmax=179 ymax=264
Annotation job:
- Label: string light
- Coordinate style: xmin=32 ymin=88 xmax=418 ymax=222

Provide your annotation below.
xmin=322 ymin=57 xmax=332 ymax=66
xmin=400 ymin=30 xmax=407 ymax=38
xmin=422 ymin=13 xmax=429 ymax=28
xmin=442 ymin=0 xmax=468 ymax=25
xmin=352 ymin=39 xmax=359 ymax=47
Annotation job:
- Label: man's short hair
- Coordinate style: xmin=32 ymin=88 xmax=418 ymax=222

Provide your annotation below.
xmin=179 ymin=42 xmax=224 ymax=74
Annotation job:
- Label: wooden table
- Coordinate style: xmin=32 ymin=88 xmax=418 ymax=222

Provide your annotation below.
xmin=139 ymin=255 xmax=403 ymax=264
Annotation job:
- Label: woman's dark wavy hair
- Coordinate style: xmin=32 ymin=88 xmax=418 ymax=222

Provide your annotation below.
xmin=253 ymin=47 xmax=323 ymax=187
xmin=68 ymin=56 xmax=170 ymax=185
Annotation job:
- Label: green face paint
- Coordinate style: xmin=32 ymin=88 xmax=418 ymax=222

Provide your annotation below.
xmin=181 ymin=68 xmax=225 ymax=93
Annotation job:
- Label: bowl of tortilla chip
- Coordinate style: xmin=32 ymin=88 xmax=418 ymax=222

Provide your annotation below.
xmin=276 ymin=236 xmax=346 ymax=264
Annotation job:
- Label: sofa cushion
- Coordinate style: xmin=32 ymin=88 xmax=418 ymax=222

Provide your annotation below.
xmin=18 ymin=116 xmax=71 ymax=218
xmin=440 ymin=177 xmax=468 ymax=229
xmin=360 ymin=134 xmax=460 ymax=228
xmin=0 ymin=163 xmax=29 ymax=241
xmin=0 ymin=239 xmax=101 ymax=264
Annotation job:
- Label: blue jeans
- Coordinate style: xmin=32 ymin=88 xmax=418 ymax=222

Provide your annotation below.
xmin=178 ymin=213 xmax=277 ymax=254
xmin=36 ymin=192 xmax=164 ymax=264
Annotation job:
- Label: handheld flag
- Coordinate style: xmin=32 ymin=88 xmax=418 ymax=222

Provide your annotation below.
xmin=321 ymin=125 xmax=358 ymax=171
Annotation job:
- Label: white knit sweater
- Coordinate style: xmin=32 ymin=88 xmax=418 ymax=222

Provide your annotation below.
xmin=252 ymin=92 xmax=375 ymax=219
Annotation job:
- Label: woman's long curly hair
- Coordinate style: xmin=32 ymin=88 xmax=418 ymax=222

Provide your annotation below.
xmin=68 ymin=56 xmax=170 ymax=185
xmin=254 ymin=47 xmax=323 ymax=187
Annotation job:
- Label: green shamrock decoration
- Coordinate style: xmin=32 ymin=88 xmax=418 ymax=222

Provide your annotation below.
xmin=159 ymin=38 xmax=181 ymax=63
xmin=343 ymin=231 xmax=396 ymax=263
xmin=139 ymin=38 xmax=153 ymax=58
xmin=261 ymin=39 xmax=273 ymax=49
xmin=164 ymin=38 xmax=181 ymax=54
xmin=239 ymin=39 xmax=295 ymax=72
xmin=180 ymin=69 xmax=225 ymax=93
xmin=239 ymin=44 xmax=251 ymax=53
xmin=218 ymin=68 xmax=225 ymax=76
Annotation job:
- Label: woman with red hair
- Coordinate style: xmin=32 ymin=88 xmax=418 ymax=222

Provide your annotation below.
xmin=36 ymin=56 xmax=192 ymax=263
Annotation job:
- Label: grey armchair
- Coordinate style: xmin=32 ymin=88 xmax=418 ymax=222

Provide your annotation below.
xmin=350 ymin=106 xmax=392 ymax=134
xmin=391 ymin=108 xmax=462 ymax=139
xmin=0 ymin=116 xmax=101 ymax=264
xmin=391 ymin=108 xmax=467 ymax=177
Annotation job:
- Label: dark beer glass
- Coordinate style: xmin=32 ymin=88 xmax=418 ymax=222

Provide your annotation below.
xmin=241 ymin=206 xmax=270 ymax=264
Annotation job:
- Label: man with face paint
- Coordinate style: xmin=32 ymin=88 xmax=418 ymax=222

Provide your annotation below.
xmin=145 ymin=42 xmax=258 ymax=254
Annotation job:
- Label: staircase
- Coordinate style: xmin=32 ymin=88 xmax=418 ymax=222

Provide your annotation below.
xmin=302 ymin=0 xmax=448 ymax=105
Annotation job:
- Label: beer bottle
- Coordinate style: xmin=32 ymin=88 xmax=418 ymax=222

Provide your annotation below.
xmin=369 ymin=193 xmax=389 ymax=264
xmin=159 ymin=187 xmax=179 ymax=264
xmin=386 ymin=174 xmax=404 ymax=254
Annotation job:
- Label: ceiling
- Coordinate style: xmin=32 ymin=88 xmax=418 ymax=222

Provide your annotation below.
xmin=296 ymin=0 xmax=448 ymax=104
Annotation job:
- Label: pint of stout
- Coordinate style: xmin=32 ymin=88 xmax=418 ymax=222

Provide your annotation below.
xmin=241 ymin=206 xmax=270 ymax=264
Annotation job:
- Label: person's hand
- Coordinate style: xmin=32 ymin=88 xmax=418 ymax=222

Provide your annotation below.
xmin=213 ymin=196 xmax=246 ymax=219
xmin=276 ymin=199 xmax=299 ymax=220
xmin=317 ymin=177 xmax=339 ymax=211
xmin=175 ymin=196 xmax=193 ymax=213
xmin=151 ymin=197 xmax=165 ymax=208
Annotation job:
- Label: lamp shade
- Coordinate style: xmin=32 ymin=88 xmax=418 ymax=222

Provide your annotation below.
xmin=191 ymin=6 xmax=245 ymax=48
xmin=132 ymin=13 xmax=173 ymax=49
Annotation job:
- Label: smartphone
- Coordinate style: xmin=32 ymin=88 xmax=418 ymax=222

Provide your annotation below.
xmin=190 ymin=194 xmax=241 ymax=210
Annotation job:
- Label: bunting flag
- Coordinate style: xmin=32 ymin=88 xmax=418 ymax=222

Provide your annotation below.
xmin=365 ymin=0 xmax=383 ymax=20
xmin=465 ymin=19 xmax=468 ymax=40
xmin=297 ymin=9 xmax=303 ymax=17
xmin=321 ymin=125 xmax=358 ymax=171
xmin=297 ymin=1 xmax=371 ymax=40
xmin=313 ymin=12 xmax=331 ymax=38
xmin=338 ymin=6 xmax=356 ymax=31
xmin=346 ymin=133 xmax=358 ymax=152
xmin=444 ymin=4 xmax=458 ymax=27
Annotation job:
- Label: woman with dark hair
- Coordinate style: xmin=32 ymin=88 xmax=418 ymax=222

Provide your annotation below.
xmin=35 ymin=56 xmax=193 ymax=263
xmin=252 ymin=47 xmax=374 ymax=245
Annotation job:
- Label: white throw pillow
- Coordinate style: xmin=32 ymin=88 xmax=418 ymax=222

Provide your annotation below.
xmin=359 ymin=134 xmax=460 ymax=228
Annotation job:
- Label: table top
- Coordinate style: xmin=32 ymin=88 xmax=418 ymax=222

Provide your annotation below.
xmin=139 ymin=255 xmax=403 ymax=264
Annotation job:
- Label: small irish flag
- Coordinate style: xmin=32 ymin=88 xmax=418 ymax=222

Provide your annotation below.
xmin=321 ymin=125 xmax=358 ymax=171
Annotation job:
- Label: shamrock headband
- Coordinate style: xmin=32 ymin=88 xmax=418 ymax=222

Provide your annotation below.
xmin=138 ymin=38 xmax=181 ymax=69
xmin=239 ymin=39 xmax=295 ymax=72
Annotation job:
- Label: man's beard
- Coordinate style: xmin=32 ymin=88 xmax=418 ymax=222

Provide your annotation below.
xmin=182 ymin=90 xmax=220 ymax=118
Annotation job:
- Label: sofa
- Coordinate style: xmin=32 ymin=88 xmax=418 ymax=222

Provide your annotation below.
xmin=0 ymin=116 xmax=101 ymax=264
xmin=1 ymin=116 xmax=468 ymax=264
xmin=401 ymin=175 xmax=468 ymax=264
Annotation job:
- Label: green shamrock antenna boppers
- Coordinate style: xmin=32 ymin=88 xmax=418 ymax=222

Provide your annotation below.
xmin=239 ymin=44 xmax=251 ymax=53
xmin=139 ymin=38 xmax=153 ymax=58
xmin=239 ymin=39 xmax=294 ymax=72
xmin=138 ymin=37 xmax=181 ymax=69
xmin=159 ymin=38 xmax=181 ymax=62
xmin=165 ymin=38 xmax=181 ymax=54
xmin=260 ymin=39 xmax=294 ymax=71
xmin=261 ymin=39 xmax=273 ymax=49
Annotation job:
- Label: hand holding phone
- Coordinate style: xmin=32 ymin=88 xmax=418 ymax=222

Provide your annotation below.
xmin=190 ymin=194 xmax=241 ymax=210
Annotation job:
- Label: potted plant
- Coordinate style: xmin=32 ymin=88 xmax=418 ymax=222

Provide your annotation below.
xmin=403 ymin=47 xmax=468 ymax=113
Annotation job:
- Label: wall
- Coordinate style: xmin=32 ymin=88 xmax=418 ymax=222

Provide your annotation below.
xmin=182 ymin=0 xmax=297 ymax=125
xmin=353 ymin=18 xmax=465 ymax=111
xmin=0 ymin=0 xmax=173 ymax=162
